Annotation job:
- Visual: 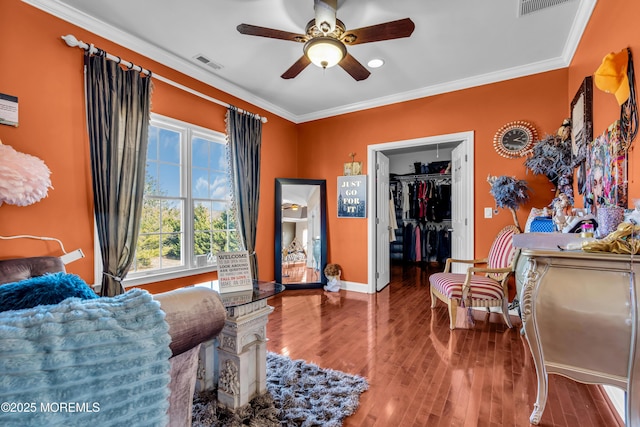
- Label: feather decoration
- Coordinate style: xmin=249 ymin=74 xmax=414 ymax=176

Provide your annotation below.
xmin=487 ymin=174 xmax=530 ymax=231
xmin=523 ymin=133 xmax=574 ymax=204
xmin=0 ymin=143 xmax=53 ymax=207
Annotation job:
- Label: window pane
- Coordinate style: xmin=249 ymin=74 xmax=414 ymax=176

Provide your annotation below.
xmin=159 ymin=128 xmax=180 ymax=163
xmin=145 ymin=161 xmax=159 ymax=195
xmin=209 ymin=171 xmax=229 ymax=199
xmin=192 ymin=137 xmax=209 ymax=169
xmin=227 ymin=208 xmax=236 ymax=229
xmin=147 ymin=126 xmax=159 ymax=160
xmin=159 ymin=164 xmax=180 ymax=197
xmin=161 ymin=234 xmax=182 ymax=267
xmin=194 ymin=231 xmax=211 ymax=256
xmin=161 ymin=200 xmax=182 ymax=233
xmin=228 ymin=231 xmax=240 ymax=252
xmin=141 ymin=198 xmax=161 ymax=233
xmin=210 ymin=141 xmax=227 ymax=171
xmin=193 ymin=201 xmax=212 ymax=231
xmin=133 ymin=115 xmax=238 ymax=279
xmin=191 ymin=168 xmax=209 ymax=199
xmin=210 ymin=231 xmax=228 ymax=254
xmin=136 ymin=234 xmax=160 ymax=272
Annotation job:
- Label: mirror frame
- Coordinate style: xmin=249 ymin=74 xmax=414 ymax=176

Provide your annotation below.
xmin=275 ymin=178 xmax=327 ymax=288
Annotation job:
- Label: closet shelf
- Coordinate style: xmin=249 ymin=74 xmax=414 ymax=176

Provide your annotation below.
xmin=402 ymin=218 xmax=451 ymax=222
xmin=391 ymin=173 xmax=451 ymax=182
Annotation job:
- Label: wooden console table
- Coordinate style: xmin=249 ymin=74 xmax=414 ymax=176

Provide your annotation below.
xmin=516 ymin=247 xmax=638 ymax=425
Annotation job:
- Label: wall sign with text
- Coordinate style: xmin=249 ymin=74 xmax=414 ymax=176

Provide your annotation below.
xmin=216 ymin=251 xmax=253 ymax=293
xmin=337 ymin=175 xmax=366 ymax=218
xmin=0 ymin=93 xmax=18 ymax=127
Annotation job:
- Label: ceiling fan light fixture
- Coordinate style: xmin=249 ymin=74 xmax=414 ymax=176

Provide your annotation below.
xmin=304 ymin=37 xmax=346 ymax=69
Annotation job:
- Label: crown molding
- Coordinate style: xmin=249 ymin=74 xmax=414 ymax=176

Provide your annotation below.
xmin=295 ymin=56 xmax=569 ymax=123
xmin=295 ymin=0 xmax=596 ymax=123
xmin=560 ymin=0 xmax=597 ymax=64
xmin=22 ymin=0 xmax=297 ymax=123
xmin=22 ymin=0 xmax=596 ymax=125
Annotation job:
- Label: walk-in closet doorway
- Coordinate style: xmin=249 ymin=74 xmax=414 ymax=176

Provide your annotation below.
xmin=367 ymin=131 xmax=475 ymax=293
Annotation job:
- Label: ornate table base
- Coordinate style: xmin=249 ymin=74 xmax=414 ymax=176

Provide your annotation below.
xmin=197 ymin=298 xmax=274 ymax=409
xmin=517 ymin=250 xmax=636 ymax=426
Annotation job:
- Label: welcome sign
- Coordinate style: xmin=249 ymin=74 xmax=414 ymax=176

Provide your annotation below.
xmin=216 ymin=251 xmax=253 ymax=293
xmin=337 ymin=175 xmax=367 ymax=218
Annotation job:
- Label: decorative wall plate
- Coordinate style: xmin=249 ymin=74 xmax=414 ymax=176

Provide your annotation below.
xmin=493 ymin=121 xmax=538 ymax=158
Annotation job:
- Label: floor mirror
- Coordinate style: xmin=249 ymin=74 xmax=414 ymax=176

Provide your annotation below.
xmin=275 ymin=178 xmax=327 ymax=288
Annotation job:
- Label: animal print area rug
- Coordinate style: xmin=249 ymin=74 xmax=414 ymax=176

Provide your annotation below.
xmin=192 ymin=352 xmax=369 ymax=427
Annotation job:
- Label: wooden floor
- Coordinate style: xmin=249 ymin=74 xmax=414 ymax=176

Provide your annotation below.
xmin=266 ymin=263 xmax=624 ymax=427
xmin=282 ymin=264 xmax=319 ymax=284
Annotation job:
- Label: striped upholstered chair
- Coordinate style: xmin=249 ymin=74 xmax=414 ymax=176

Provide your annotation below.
xmin=429 ymin=225 xmax=520 ymax=329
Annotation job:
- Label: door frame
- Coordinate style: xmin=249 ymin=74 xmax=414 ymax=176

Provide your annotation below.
xmin=366 ymin=131 xmax=475 ymax=294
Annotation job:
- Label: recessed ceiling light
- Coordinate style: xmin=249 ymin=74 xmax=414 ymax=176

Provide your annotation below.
xmin=367 ymin=58 xmax=385 ymax=68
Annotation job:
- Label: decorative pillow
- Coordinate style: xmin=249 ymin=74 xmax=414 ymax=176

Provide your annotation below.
xmin=0 ymin=272 xmax=98 ymax=312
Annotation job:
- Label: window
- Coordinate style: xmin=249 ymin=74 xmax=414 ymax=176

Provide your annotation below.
xmin=126 ymin=114 xmax=238 ymax=284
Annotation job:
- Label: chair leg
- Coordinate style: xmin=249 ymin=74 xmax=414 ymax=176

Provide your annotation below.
xmin=447 ymin=298 xmax=458 ymax=330
xmin=430 ymin=285 xmax=437 ymax=309
xmin=501 ymin=298 xmax=514 ymax=328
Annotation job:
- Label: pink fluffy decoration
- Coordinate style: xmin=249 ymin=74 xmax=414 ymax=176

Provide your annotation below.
xmin=0 ymin=144 xmax=53 ymax=207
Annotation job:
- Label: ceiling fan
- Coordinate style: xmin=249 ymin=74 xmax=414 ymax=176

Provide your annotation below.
xmin=282 ymin=203 xmax=302 ymax=211
xmin=237 ymin=0 xmax=415 ymax=81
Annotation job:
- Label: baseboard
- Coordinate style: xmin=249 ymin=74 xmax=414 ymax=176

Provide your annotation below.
xmin=602 ymin=385 xmax=625 ymax=425
xmin=342 ymin=281 xmax=368 ymax=293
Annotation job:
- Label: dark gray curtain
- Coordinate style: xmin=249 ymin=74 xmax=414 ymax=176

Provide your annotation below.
xmin=226 ymin=107 xmax=262 ymax=280
xmin=84 ymin=52 xmax=152 ymax=296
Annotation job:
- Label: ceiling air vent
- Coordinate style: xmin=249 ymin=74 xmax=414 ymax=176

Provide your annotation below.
xmin=193 ymin=54 xmax=223 ymax=70
xmin=519 ymin=0 xmax=573 ymax=16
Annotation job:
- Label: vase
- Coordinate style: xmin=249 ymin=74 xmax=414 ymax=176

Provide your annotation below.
xmin=596 ymin=205 xmax=625 ymax=238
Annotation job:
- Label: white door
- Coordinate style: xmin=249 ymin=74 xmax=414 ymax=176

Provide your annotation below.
xmin=451 ymin=144 xmax=466 ymax=274
xmin=376 ymin=152 xmax=390 ymax=291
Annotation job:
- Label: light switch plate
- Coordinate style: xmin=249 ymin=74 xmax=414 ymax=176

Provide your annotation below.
xmin=484 ymin=207 xmax=493 ymax=218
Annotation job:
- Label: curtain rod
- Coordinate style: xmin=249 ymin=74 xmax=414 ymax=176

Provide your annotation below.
xmin=61 ymin=34 xmax=267 ymax=123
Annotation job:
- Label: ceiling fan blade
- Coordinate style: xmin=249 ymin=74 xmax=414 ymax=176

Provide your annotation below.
xmin=281 ymin=56 xmax=312 ymax=79
xmin=339 ymin=53 xmax=371 ymax=81
xmin=237 ymin=24 xmax=307 ymax=42
xmin=341 ymin=18 xmax=415 ymax=45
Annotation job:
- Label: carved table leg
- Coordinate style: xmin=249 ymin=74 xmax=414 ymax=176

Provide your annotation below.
xmin=520 ymin=257 xmax=548 ymax=425
xmin=216 ymin=300 xmax=274 ymax=409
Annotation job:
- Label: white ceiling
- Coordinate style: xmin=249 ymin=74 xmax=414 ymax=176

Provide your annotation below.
xmin=25 ymin=0 xmax=596 ymax=123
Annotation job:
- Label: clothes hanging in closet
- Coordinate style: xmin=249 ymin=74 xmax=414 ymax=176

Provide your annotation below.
xmin=389 ymin=189 xmax=398 ymax=243
xmin=395 ymin=179 xmax=451 ymax=222
xmin=390 ymin=176 xmax=452 ymax=264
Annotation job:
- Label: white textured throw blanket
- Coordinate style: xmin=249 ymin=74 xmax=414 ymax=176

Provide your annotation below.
xmin=0 ymin=289 xmax=171 ymax=427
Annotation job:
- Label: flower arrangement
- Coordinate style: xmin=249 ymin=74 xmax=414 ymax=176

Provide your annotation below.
xmin=487 ymin=175 xmax=530 ymax=231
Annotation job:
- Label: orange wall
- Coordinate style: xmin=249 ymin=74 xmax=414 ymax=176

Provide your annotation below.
xmin=0 ymin=0 xmax=297 ymax=290
xmin=1 ymin=0 xmax=638 ymax=290
xmin=299 ymin=0 xmax=640 ymax=285
xmin=569 ymin=0 xmax=640 ymax=202
xmin=298 ymin=72 xmax=567 ymax=283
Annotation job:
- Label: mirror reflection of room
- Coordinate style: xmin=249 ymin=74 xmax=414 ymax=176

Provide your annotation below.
xmin=281 ymin=184 xmax=322 ymax=284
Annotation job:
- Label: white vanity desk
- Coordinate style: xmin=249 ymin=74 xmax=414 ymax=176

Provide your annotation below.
xmin=513 ymin=233 xmax=635 ymax=425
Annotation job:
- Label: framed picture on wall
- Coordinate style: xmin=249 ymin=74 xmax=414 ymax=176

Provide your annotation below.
xmin=343 ymin=161 xmax=362 ymax=176
xmin=571 ymin=76 xmax=593 ymax=194
xmin=337 ymin=175 xmax=366 ymax=218
xmin=585 ymin=121 xmax=627 ymax=209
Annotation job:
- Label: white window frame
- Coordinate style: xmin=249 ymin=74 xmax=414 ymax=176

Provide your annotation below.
xmin=94 ymin=113 xmax=234 ymax=288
